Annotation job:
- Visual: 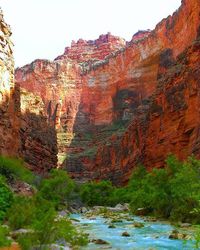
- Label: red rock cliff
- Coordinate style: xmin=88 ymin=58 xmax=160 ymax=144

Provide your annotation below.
xmin=15 ymin=0 xmax=200 ymax=183
xmin=0 ymin=8 xmax=20 ymax=156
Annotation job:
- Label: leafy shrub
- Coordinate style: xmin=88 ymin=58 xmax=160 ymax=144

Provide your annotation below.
xmin=0 ymin=225 xmax=11 ymax=247
xmin=38 ymin=169 xmax=75 ymax=209
xmin=17 ymin=216 xmax=88 ymax=250
xmin=194 ymin=226 xmax=200 ymax=249
xmin=0 ymin=176 xmax=13 ymax=222
xmin=7 ymin=194 xmax=88 ymax=249
xmin=80 ymin=180 xmax=114 ymax=206
xmin=130 ymin=167 xmax=171 ymax=217
xmin=109 ymin=187 xmax=132 ymax=205
xmin=128 ymin=164 xmax=147 ymax=190
xmin=6 ymin=196 xmax=35 ymax=230
xmin=0 ymin=156 xmax=34 ymax=184
xmin=129 ymin=155 xmax=200 ymax=222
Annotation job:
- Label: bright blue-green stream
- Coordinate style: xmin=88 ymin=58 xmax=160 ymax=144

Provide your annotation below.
xmin=71 ymin=214 xmax=195 ymax=250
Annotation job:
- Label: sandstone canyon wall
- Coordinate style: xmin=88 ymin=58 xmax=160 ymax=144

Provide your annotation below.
xmin=0 ymin=8 xmax=19 ymax=156
xmin=15 ymin=0 xmax=200 ymax=183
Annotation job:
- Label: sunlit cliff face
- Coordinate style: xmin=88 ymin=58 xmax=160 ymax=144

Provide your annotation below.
xmin=0 ymin=9 xmax=14 ymax=106
xmin=14 ymin=0 xmax=200 ymax=183
xmin=0 ymin=8 xmax=19 ymax=156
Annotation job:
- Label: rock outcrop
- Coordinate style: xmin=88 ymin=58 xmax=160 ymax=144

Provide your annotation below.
xmin=55 ymin=33 xmax=126 ymax=63
xmin=15 ymin=0 xmax=200 ymax=183
xmin=0 ymin=8 xmax=20 ymax=156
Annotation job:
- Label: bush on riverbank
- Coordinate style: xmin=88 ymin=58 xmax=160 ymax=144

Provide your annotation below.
xmin=80 ymin=180 xmax=114 ymax=206
xmin=0 ymin=176 xmax=13 ymax=222
xmin=0 ymin=225 xmax=11 ymax=247
xmin=129 ymin=155 xmax=200 ymax=223
xmin=1 ymin=154 xmax=200 ymax=248
xmin=38 ymin=169 xmax=75 ymax=209
xmin=79 ymin=155 xmax=200 ymax=223
xmin=0 ymin=156 xmax=88 ymax=249
xmin=5 ymin=190 xmax=88 ymax=249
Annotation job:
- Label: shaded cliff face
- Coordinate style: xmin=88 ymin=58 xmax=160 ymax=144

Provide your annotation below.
xmin=92 ymin=38 xmax=200 ymax=184
xmin=0 ymin=8 xmax=57 ymax=172
xmin=20 ymin=88 xmax=58 ymax=173
xmin=15 ymin=0 xmax=200 ymax=182
xmin=0 ymin=9 xmax=20 ymax=156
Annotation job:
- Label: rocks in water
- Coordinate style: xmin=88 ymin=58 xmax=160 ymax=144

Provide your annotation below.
xmin=80 ymin=207 xmax=88 ymax=213
xmin=89 ymin=217 xmax=97 ymax=220
xmin=169 ymin=229 xmax=192 ymax=240
xmin=92 ymin=239 xmax=109 ymax=245
xmin=123 ymin=203 xmax=130 ymax=211
xmin=169 ymin=229 xmax=179 ymax=239
xmin=92 ymin=204 xmax=129 ymax=213
xmin=93 ymin=206 xmax=105 ymax=211
xmin=111 ymin=219 xmax=123 ymax=223
xmin=107 ymin=203 xmax=129 ymax=212
xmin=113 ymin=203 xmax=129 ymax=212
xmin=144 ymin=217 xmax=157 ymax=222
xmin=108 ymin=224 xmax=116 ymax=228
xmin=68 ymin=207 xmax=78 ymax=214
xmin=85 ymin=206 xmax=133 ymax=225
xmin=121 ymin=231 xmax=130 ymax=237
xmin=133 ymin=222 xmax=144 ymax=228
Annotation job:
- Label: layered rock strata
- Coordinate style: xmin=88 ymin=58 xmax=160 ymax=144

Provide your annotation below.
xmin=20 ymin=88 xmax=58 ymax=173
xmin=0 ymin=8 xmax=19 ymax=156
xmin=15 ymin=0 xmax=200 ymax=183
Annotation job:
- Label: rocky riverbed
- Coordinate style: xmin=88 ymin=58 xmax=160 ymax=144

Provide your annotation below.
xmin=70 ymin=205 xmax=196 ymax=250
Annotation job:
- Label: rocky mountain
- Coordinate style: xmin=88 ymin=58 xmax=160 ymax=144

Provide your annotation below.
xmin=0 ymin=8 xmax=20 ymax=157
xmin=5 ymin=0 xmax=200 ymax=183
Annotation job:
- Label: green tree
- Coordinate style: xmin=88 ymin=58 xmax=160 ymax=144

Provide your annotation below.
xmin=39 ymin=169 xmax=75 ymax=209
xmin=0 ymin=156 xmax=34 ymax=184
xmin=80 ymin=180 xmax=114 ymax=206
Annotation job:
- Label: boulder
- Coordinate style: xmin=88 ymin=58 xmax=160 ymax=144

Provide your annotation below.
xmin=80 ymin=207 xmax=88 ymax=213
xmin=121 ymin=232 xmax=130 ymax=237
xmin=169 ymin=230 xmax=192 ymax=240
xmin=92 ymin=239 xmax=109 ymax=244
xmin=108 ymin=224 xmax=116 ymax=228
xmin=133 ymin=222 xmax=144 ymax=228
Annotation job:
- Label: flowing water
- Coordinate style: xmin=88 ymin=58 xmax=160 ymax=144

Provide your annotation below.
xmin=71 ymin=214 xmax=195 ymax=250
